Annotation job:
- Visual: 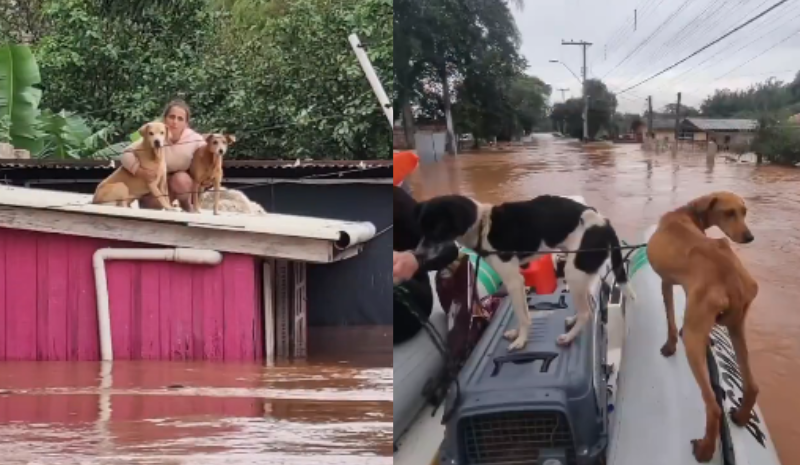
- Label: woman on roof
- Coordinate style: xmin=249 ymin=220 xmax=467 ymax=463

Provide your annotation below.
xmin=118 ymin=99 xmax=206 ymax=211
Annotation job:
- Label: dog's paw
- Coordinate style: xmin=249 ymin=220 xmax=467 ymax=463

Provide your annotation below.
xmin=690 ymin=438 xmax=715 ymax=463
xmin=565 ymin=316 xmax=577 ymax=331
xmin=507 ymin=337 xmax=527 ymax=352
xmin=556 ymin=333 xmax=574 ymax=347
xmin=660 ymin=341 xmax=677 ymax=357
xmin=503 ymin=329 xmax=519 ymax=341
xmin=729 ymin=406 xmax=751 ymax=427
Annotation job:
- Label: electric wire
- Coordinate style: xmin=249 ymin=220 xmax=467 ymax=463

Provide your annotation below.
xmin=615 ymin=0 xmax=795 ymax=95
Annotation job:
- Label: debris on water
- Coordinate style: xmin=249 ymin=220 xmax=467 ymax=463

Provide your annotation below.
xmin=167 ymin=384 xmax=185 ymax=390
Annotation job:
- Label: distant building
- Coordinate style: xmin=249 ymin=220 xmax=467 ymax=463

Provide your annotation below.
xmin=679 ymin=118 xmax=757 ymax=150
xmin=642 ymin=119 xmax=678 ymax=142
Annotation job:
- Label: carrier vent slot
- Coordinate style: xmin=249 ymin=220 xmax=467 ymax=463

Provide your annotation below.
xmin=490 ymin=352 xmax=558 ymax=377
xmin=460 ymin=410 xmax=576 ymax=465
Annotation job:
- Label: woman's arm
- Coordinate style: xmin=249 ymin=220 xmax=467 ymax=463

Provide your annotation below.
xmin=119 ymin=140 xmax=144 ymax=174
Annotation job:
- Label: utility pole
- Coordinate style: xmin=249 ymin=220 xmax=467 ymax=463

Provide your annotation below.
xmin=562 ymin=40 xmax=592 ymax=142
xmin=647 ymin=96 xmax=653 ymax=139
xmin=634 ymin=9 xmax=638 ymax=31
xmin=556 ymin=87 xmax=569 ymax=101
xmin=674 ymin=92 xmax=682 ymax=142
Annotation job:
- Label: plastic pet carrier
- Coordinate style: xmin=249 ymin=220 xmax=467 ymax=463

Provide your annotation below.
xmin=438 ymin=279 xmax=612 ymax=465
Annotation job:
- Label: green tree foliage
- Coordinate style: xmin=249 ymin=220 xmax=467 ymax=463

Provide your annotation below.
xmin=659 ymin=103 xmax=700 ymax=117
xmin=394 ymin=0 xmax=546 ymax=145
xmin=549 ymin=78 xmax=617 ymax=140
xmin=4 ymin=0 xmax=391 ymax=160
xmin=608 ymin=112 xmax=643 ymax=138
xmin=0 ymin=0 xmax=46 ymax=43
xmin=508 ymin=75 xmax=552 ymax=135
xmin=0 ymin=44 xmax=43 ymax=154
xmin=700 ymin=76 xmax=800 ymax=118
xmin=752 ymin=115 xmax=800 ymax=166
xmin=697 ymin=72 xmax=800 ymax=164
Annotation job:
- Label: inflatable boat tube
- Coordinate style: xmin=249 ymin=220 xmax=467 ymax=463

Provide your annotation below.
xmin=608 ymin=224 xmax=781 ymax=465
xmin=393 ymin=273 xmax=448 ymax=446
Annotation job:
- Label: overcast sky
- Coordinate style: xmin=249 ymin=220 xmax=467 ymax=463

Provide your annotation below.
xmin=512 ymin=0 xmax=800 ymax=115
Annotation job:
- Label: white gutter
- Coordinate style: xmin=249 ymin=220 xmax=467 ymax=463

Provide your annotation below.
xmin=93 ymin=248 xmax=223 ymax=361
xmin=348 ymin=33 xmax=393 ymax=127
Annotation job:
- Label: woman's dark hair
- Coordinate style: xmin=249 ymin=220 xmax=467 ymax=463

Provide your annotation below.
xmin=162 ymin=99 xmax=191 ymax=122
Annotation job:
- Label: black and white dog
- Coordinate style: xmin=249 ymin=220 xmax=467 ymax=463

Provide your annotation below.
xmin=414 ymin=194 xmax=636 ymax=351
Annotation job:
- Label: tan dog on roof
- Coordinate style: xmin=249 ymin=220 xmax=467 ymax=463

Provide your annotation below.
xmin=188 ymin=133 xmax=235 ymax=215
xmin=92 ymin=121 xmax=175 ymax=210
xmin=647 ymin=191 xmax=758 ymax=463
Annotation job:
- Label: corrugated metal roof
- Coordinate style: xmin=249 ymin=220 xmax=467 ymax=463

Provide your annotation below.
xmin=649 ymin=119 xmax=676 ymax=130
xmin=684 ymin=118 xmax=757 ymax=131
xmin=0 ymin=159 xmax=391 ymax=170
xmin=0 ymin=159 xmax=115 ymax=169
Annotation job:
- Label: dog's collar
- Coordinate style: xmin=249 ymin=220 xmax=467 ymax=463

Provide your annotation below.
xmin=691 ymin=207 xmax=707 ymax=230
xmin=474 ymin=219 xmax=490 ymax=257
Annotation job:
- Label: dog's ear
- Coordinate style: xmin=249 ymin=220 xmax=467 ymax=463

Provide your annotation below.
xmin=690 ymin=194 xmax=718 ymax=213
xmin=205 ymin=134 xmax=215 ymax=144
xmin=225 ymin=134 xmax=236 ymax=145
xmin=138 ymin=123 xmax=150 ymax=137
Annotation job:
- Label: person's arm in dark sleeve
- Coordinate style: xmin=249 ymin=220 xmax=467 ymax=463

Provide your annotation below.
xmin=394 ymin=186 xmax=459 ymax=273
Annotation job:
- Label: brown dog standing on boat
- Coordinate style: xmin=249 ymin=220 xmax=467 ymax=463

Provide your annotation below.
xmin=188 ymin=133 xmax=235 ymax=214
xmin=647 ymin=191 xmax=758 ymax=463
xmin=93 ymin=121 xmax=174 ymax=210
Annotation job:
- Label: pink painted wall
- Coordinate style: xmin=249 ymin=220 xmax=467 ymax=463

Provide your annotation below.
xmin=0 ymin=227 xmax=263 ymax=362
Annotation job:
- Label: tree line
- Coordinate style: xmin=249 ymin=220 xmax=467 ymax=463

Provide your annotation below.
xmin=0 ymin=0 xmax=391 ymax=160
xmin=394 ymin=0 xmax=553 ymax=149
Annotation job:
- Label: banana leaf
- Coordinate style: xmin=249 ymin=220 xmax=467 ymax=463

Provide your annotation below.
xmin=0 ymin=44 xmax=44 ymax=155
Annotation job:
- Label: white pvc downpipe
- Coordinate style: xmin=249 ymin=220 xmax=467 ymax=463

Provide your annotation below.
xmin=93 ymin=248 xmax=223 ymax=361
xmin=348 ymin=33 xmax=393 ymax=127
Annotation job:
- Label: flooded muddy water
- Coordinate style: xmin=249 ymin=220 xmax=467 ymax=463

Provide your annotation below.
xmin=407 ymin=135 xmax=800 ymax=464
xmin=0 ymin=359 xmax=392 ymax=464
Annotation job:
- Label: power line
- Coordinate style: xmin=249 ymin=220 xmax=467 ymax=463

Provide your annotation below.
xmin=600 ymin=0 xmax=694 ymax=80
xmin=683 ymin=23 xmax=800 ymax=96
xmin=602 ymin=0 xmax=665 ymax=60
xmin=649 ymin=0 xmax=780 ymax=93
xmin=615 ymin=0 xmax=795 ymax=94
xmin=657 ymin=2 xmax=800 ymax=91
xmin=627 ymin=0 xmax=742 ymax=84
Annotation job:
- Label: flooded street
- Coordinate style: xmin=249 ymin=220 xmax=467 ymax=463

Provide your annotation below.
xmin=407 ymin=135 xmax=800 ymax=465
xmin=0 ymin=360 xmax=392 ymax=464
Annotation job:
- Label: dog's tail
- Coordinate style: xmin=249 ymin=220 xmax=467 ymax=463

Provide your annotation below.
xmin=604 ymin=221 xmax=637 ymax=302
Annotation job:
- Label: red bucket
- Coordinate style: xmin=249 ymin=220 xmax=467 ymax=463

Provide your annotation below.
xmin=520 ymin=255 xmax=557 ymax=294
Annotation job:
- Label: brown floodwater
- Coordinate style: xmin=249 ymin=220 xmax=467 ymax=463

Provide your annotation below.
xmin=0 ymin=358 xmax=392 ymax=464
xmin=407 ymin=135 xmax=800 ymax=465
